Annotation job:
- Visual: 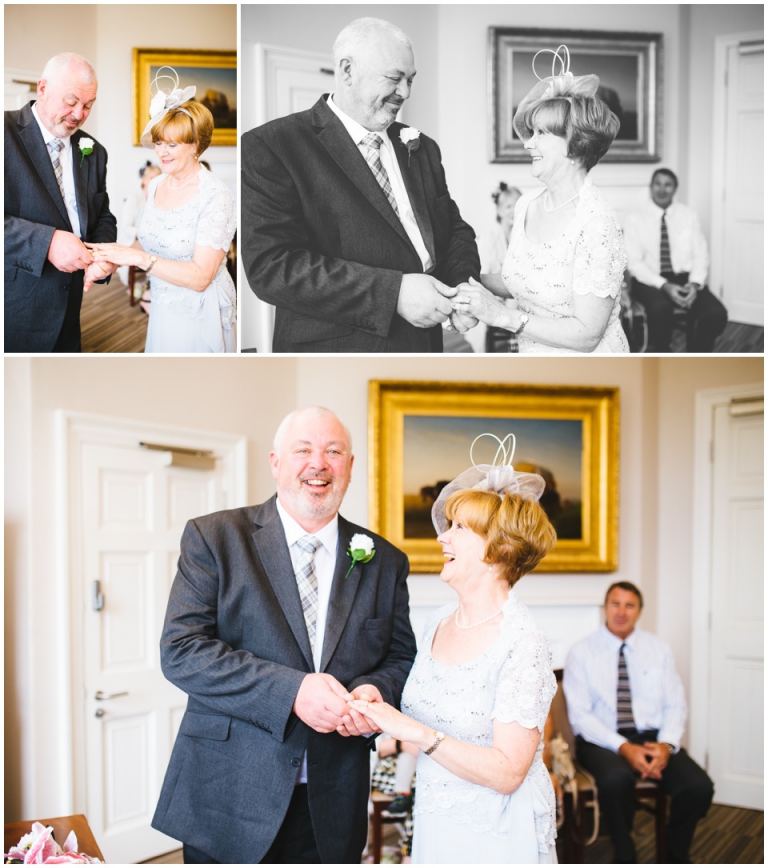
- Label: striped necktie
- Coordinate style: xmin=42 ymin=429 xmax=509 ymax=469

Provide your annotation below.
xmin=361 ymin=132 xmax=400 ymax=217
xmin=660 ymin=209 xmax=673 ymax=274
xmin=295 ymin=535 xmax=322 ymax=655
xmin=47 ymin=138 xmax=67 ymax=202
xmin=616 ymin=643 xmax=636 ymax=729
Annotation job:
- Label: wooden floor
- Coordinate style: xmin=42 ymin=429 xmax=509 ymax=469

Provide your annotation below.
xmin=80 ymin=273 xmax=147 ymax=353
xmin=141 ymin=802 xmax=763 ymax=864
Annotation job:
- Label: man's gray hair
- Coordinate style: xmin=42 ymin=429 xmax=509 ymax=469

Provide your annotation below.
xmin=41 ymin=52 xmax=97 ymax=85
xmin=332 ymin=17 xmax=412 ymax=71
xmin=273 ymin=406 xmax=353 ymax=452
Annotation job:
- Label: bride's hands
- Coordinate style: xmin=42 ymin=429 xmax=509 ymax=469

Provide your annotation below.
xmin=452 ymin=277 xmax=519 ymax=329
xmin=348 ymin=698 xmax=431 ymax=747
xmin=86 ymin=241 xmax=148 ymax=269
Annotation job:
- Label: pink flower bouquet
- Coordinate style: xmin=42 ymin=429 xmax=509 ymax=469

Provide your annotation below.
xmin=4 ymin=823 xmax=102 ymax=864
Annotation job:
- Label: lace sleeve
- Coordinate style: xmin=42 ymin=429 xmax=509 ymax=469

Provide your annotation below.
xmin=196 ymin=181 xmax=236 ymax=252
xmin=492 ymin=628 xmax=556 ymax=732
xmin=572 ymin=210 xmax=628 ymax=299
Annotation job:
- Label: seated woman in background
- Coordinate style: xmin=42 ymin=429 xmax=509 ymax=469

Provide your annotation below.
xmin=351 ymin=435 xmax=558 ymax=863
xmin=88 ymin=69 xmax=236 ymax=353
xmin=453 ymin=46 xmax=628 ymax=354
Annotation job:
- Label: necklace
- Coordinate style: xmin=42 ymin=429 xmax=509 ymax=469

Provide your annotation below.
xmin=543 ymin=189 xmax=581 ymax=213
xmin=454 ymin=607 xmax=504 ymax=630
xmin=167 ymin=168 xmax=201 ymax=191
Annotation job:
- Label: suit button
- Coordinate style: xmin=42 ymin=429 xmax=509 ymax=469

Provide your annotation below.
xmin=291 ymin=758 xmax=301 ymax=768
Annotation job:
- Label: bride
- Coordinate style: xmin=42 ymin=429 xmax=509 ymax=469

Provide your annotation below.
xmin=453 ymin=46 xmax=628 ymax=354
xmin=350 ymin=435 xmax=558 ymax=863
xmin=88 ymin=69 xmax=236 ymax=353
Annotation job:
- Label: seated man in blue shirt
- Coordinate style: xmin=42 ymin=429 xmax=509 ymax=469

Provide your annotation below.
xmin=564 ymin=582 xmax=713 ymax=863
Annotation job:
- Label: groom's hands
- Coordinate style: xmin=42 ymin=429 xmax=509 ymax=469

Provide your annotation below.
xmin=293 ymin=672 xmax=355 ymax=733
xmin=47 ymin=229 xmax=92 ymax=273
xmin=397 ymin=273 xmax=455 ymax=328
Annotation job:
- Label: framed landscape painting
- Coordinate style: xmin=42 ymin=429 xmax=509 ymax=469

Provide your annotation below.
xmin=133 ymin=48 xmax=237 ymax=147
xmin=369 ymin=380 xmax=619 ymax=574
xmin=489 ymin=28 xmax=663 ymax=162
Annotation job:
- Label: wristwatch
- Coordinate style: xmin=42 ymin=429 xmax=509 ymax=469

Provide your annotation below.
xmin=425 ymin=731 xmax=445 ymax=756
xmin=145 ymin=255 xmax=158 ymax=273
xmin=512 ymin=313 xmax=529 ymax=336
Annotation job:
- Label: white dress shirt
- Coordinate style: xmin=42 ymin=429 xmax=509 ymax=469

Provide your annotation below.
xmin=32 ymin=103 xmax=82 ymax=238
xmin=327 ymin=94 xmax=433 ymax=273
xmin=563 ymin=625 xmax=687 ymax=753
xmin=623 ymin=200 xmax=709 ymax=289
xmin=275 ymin=497 xmax=339 ymax=784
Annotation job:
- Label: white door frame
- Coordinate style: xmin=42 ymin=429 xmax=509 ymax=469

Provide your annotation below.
xmin=688 ymin=382 xmax=763 ymax=766
xmin=56 ymin=410 xmax=248 ymax=813
xmin=709 ymin=30 xmax=763 ymax=298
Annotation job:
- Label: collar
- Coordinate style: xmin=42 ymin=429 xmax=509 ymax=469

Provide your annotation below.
xmin=31 ymin=102 xmax=71 ymax=150
xmin=648 ymin=199 xmax=677 ymax=216
xmin=275 ymin=496 xmax=339 ymax=553
xmin=327 ymin=93 xmax=392 ymax=149
xmin=600 ymin=622 xmax=638 ymax=649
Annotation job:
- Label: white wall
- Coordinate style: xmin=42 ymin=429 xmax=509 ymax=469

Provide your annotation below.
xmin=3 ymin=5 xmax=237 ymax=215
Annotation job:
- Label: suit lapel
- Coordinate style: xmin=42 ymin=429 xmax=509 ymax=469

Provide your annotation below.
xmin=18 ymin=103 xmax=72 ymax=228
xmin=251 ymin=500 xmax=314 ymax=670
xmin=319 ymin=517 xmax=364 ymax=672
xmin=71 ymin=131 xmax=89 ymax=239
xmin=312 ymin=97 xmax=413 ymax=249
xmin=389 ymin=125 xmax=436 ymax=266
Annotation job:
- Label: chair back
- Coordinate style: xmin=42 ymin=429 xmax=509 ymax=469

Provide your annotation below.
xmin=551 ymin=669 xmax=578 ymax=761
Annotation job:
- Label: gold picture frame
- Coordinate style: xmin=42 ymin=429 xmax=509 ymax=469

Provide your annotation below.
xmin=133 ymin=48 xmax=237 ymax=147
xmin=369 ymin=380 xmax=619 ymax=574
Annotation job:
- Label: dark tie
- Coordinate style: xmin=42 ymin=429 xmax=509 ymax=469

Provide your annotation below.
xmin=616 ymin=643 xmax=636 ymax=729
xmin=295 ymin=535 xmax=322 ymax=655
xmin=361 ymin=132 xmax=400 ymax=217
xmin=660 ymin=209 xmax=673 ymax=274
xmin=47 ymin=138 xmax=67 ymax=202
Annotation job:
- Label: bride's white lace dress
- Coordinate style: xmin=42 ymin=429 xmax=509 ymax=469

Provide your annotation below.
xmin=501 ymin=176 xmax=628 ymax=354
xmin=139 ymin=167 xmax=236 ymax=353
xmin=401 ymin=589 xmax=557 ymax=863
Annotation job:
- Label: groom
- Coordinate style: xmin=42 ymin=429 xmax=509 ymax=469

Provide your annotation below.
xmin=152 ymin=407 xmax=417 ymax=863
xmin=4 ymin=52 xmax=117 ymax=352
xmin=241 ymin=17 xmax=480 ymax=353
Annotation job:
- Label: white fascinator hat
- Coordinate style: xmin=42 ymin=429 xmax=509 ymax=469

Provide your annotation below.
xmin=431 ymin=433 xmax=547 ymax=535
xmin=512 ymin=44 xmax=601 ymax=142
xmin=140 ymin=66 xmax=196 ymax=148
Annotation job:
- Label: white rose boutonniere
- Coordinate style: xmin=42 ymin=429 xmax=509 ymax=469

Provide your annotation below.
xmin=78 ymin=137 xmax=95 ymax=168
xmin=399 ymin=127 xmax=420 ymax=166
xmin=345 ymin=533 xmax=376 ymax=578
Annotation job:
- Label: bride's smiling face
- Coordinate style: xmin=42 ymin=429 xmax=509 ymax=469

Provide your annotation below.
xmin=436 ymin=513 xmax=489 ymax=585
xmin=154 ymin=139 xmax=197 ymax=177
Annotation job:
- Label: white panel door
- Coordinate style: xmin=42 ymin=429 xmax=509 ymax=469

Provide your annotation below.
xmin=708 ymin=405 xmax=763 ymax=809
xmin=721 ymin=43 xmax=764 ymax=324
xmin=80 ymin=443 xmax=226 ymax=863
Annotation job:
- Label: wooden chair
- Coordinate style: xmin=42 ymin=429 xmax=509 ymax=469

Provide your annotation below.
xmin=127 ymin=265 xmax=146 ymax=306
xmin=368 ymin=789 xmax=403 ymax=864
xmin=550 ymin=669 xmax=667 ymax=863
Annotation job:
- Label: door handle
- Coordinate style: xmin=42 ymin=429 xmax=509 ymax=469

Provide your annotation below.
xmin=95 ymin=690 xmax=128 ymax=701
xmin=92 ymin=580 xmax=105 ymax=612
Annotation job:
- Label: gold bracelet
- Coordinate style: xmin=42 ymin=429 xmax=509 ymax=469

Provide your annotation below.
xmin=424 ymin=730 xmax=445 ymax=756
xmin=145 ymin=254 xmax=158 ymax=273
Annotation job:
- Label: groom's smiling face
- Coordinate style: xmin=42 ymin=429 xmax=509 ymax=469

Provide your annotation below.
xmin=340 ymin=37 xmax=416 ymax=132
xmin=36 ymin=67 xmax=97 ymax=139
xmin=271 ymin=410 xmax=354 ymax=532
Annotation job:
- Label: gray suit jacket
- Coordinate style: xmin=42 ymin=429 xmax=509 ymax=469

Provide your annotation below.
xmin=4 ymin=101 xmax=117 ymax=351
xmin=151 ymin=496 xmax=417 ymax=863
